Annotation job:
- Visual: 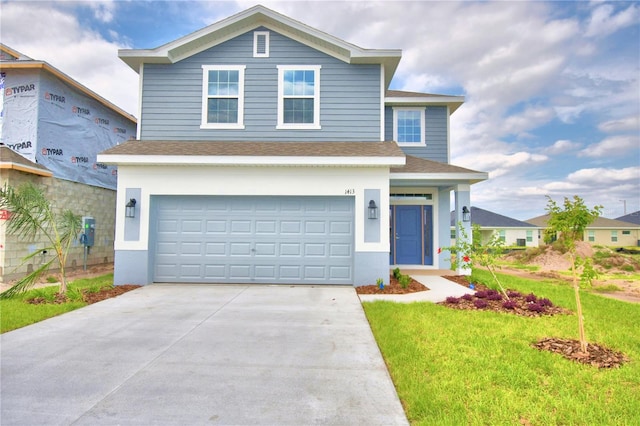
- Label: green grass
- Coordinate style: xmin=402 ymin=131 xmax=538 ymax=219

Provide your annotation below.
xmin=363 ymin=270 xmax=640 ymax=425
xmin=0 ymin=274 xmax=114 ymax=333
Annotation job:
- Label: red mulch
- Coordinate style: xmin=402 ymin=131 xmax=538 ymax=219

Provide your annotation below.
xmin=356 ymin=274 xmax=428 ymax=294
xmin=27 ymin=285 xmax=141 ymax=305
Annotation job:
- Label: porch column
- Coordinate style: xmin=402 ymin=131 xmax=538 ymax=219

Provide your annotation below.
xmin=454 ymin=184 xmax=471 ymax=275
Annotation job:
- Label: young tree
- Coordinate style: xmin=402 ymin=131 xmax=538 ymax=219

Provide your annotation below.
xmin=0 ymin=182 xmax=82 ymax=299
xmin=545 ymin=195 xmax=602 ymax=353
xmin=443 ymin=223 xmax=509 ymax=298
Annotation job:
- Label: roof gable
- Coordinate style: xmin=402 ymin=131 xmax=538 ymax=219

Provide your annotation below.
xmin=616 ymin=211 xmax=640 ymax=225
xmin=119 ymin=5 xmax=401 ymax=87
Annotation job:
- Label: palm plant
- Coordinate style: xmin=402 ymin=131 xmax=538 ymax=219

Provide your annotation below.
xmin=0 ymin=182 xmax=81 ymax=299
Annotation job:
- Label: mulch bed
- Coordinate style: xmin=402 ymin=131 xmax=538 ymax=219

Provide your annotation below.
xmin=356 ymin=274 xmax=429 ymax=294
xmin=533 ymin=338 xmax=629 ymax=369
xmin=442 ymin=275 xmax=629 ymax=369
xmin=27 ymin=285 xmax=141 ymax=305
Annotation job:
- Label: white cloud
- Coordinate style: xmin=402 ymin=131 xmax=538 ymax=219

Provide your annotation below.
xmin=566 ymin=166 xmax=640 ymax=185
xmin=544 ymin=140 xmax=582 ymax=155
xmin=599 ymin=116 xmax=640 ymax=133
xmin=579 ymin=135 xmax=639 ymax=157
xmin=0 ymin=2 xmax=138 ymax=116
xmin=89 ymin=1 xmax=116 ymax=23
xmin=585 ymin=3 xmax=640 ymax=38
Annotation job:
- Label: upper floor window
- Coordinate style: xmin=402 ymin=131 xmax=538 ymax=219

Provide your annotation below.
xmin=254 ymin=31 xmax=270 ymax=57
xmin=201 ymin=65 xmax=245 ymax=129
xmin=393 ymin=107 xmax=425 ymax=146
xmin=277 ymin=65 xmax=321 ymax=129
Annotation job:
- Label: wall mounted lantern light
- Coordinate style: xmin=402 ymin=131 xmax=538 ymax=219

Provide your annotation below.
xmin=462 ymin=206 xmax=471 ymax=222
xmin=368 ymin=200 xmax=378 ymax=220
xmin=125 ymin=198 xmax=137 ymax=218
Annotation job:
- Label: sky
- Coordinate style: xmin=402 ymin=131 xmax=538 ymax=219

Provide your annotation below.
xmin=1 ymin=0 xmax=639 ymax=220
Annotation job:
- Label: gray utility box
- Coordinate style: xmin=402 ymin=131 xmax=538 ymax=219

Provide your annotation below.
xmin=81 ymin=216 xmax=95 ymax=247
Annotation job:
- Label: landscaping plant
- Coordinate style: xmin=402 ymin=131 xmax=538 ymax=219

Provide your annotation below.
xmin=0 ymin=182 xmax=82 ymax=299
xmin=442 ymin=223 xmax=509 ymax=298
xmin=545 ymin=195 xmax=602 ymax=353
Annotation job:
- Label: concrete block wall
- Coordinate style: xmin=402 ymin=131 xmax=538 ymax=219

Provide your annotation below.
xmin=1 ymin=169 xmax=116 ymax=283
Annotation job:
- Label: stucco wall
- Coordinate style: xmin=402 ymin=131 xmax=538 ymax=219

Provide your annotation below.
xmin=1 ymin=169 xmax=115 ymax=283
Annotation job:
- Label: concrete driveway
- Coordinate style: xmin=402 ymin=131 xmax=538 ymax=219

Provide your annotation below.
xmin=1 ymin=284 xmax=408 ymax=425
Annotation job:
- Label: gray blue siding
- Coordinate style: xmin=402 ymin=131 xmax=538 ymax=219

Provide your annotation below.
xmin=140 ymin=28 xmax=381 ymax=141
xmin=384 ymin=105 xmax=448 ymax=163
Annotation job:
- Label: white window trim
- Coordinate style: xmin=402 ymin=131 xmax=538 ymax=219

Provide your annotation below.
xmin=276 ymin=65 xmax=321 ymax=130
xmin=200 ymin=65 xmax=246 ymax=129
xmin=393 ymin=107 xmax=426 ymax=146
xmin=253 ymin=31 xmax=270 ymax=58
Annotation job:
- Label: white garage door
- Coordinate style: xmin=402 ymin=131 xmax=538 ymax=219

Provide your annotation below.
xmin=152 ymin=196 xmax=354 ymax=284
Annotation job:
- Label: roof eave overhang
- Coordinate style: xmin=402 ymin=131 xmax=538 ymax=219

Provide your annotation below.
xmin=390 ymin=172 xmax=489 ymax=186
xmin=97 ymin=154 xmax=406 ymax=167
xmin=385 ymin=96 xmax=465 ymax=113
xmin=0 ymin=162 xmax=53 ymax=177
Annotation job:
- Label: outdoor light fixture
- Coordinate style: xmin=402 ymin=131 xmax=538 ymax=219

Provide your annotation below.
xmin=368 ymin=200 xmax=378 ymax=220
xmin=462 ymin=206 xmax=471 ymax=222
xmin=125 ymin=198 xmax=137 ymax=218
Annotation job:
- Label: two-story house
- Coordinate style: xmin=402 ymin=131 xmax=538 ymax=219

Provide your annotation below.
xmin=99 ymin=5 xmax=487 ymax=286
xmin=1 ymin=44 xmax=136 ymax=282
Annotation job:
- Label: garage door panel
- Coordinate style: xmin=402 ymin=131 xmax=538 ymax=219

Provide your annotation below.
xmin=153 ymin=196 xmax=353 ymax=284
xmin=280 ymin=221 xmax=301 ymax=234
xmin=205 ymin=220 xmax=226 ymax=234
xmin=230 ymin=243 xmax=252 ymax=256
xmin=205 ymin=243 xmax=226 ymax=256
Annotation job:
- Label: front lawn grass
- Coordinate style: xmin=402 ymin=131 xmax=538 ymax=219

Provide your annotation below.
xmin=0 ymin=274 xmax=114 ymax=333
xmin=363 ymin=270 xmax=640 ymax=425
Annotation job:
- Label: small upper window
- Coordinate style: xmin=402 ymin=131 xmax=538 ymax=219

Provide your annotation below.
xmin=254 ymin=31 xmax=269 ymax=58
xmin=277 ymin=65 xmax=321 ymax=129
xmin=201 ymin=65 xmax=245 ymax=129
xmin=393 ymin=107 xmax=425 ymax=146
xmin=611 ymin=230 xmax=618 ymax=242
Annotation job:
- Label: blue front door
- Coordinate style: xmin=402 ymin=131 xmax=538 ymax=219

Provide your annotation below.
xmin=390 ymin=205 xmax=434 ymax=266
xmin=395 ymin=205 xmax=422 ymax=264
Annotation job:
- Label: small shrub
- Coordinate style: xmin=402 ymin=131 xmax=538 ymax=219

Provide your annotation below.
xmin=538 ymin=298 xmax=554 ymax=307
xmin=445 ymin=296 xmax=460 ymax=304
xmin=473 ymin=299 xmax=488 ymax=309
xmin=461 ymin=293 xmax=474 ymax=301
xmin=621 ymin=265 xmax=635 ymax=272
xmin=393 ymin=267 xmax=402 ymax=280
xmin=66 ymin=287 xmax=85 ymax=302
xmin=525 ymin=293 xmax=538 ymax=303
xmin=474 ymin=290 xmax=488 ymax=299
xmin=29 ymin=288 xmax=55 ymax=303
xmin=398 ymin=274 xmax=411 ymax=289
xmin=46 ymin=276 xmax=58 ymax=283
xmin=527 ymin=303 xmax=546 ymax=313
xmin=502 ymin=300 xmax=518 ymax=310
xmin=376 ymin=278 xmax=384 ymax=290
xmin=507 ymin=290 xmax=522 ymax=298
xmin=486 ymin=290 xmax=502 ymax=301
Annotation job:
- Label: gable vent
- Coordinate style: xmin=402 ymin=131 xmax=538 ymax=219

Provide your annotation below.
xmin=254 ymin=31 xmax=269 ymax=58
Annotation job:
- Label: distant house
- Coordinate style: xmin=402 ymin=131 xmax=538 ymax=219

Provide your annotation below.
xmin=526 ymin=214 xmax=640 ymax=247
xmin=451 ymin=206 xmax=539 ymax=247
xmin=0 ymin=44 xmax=137 ymax=282
xmin=616 ymin=211 xmax=640 ymax=226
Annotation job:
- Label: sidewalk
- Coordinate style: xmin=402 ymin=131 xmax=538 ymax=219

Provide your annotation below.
xmin=358 ymin=274 xmax=474 ymax=303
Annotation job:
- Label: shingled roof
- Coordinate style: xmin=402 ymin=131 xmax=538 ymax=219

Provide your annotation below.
xmin=527 ymin=214 xmax=639 ymax=229
xmin=451 ymin=207 xmax=536 ymax=227
xmin=0 ymin=145 xmax=52 ymax=177
xmin=391 ymin=155 xmax=483 ymax=174
xmin=98 ymin=140 xmax=406 ymax=166
xmin=616 ymin=211 xmax=640 ymax=225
